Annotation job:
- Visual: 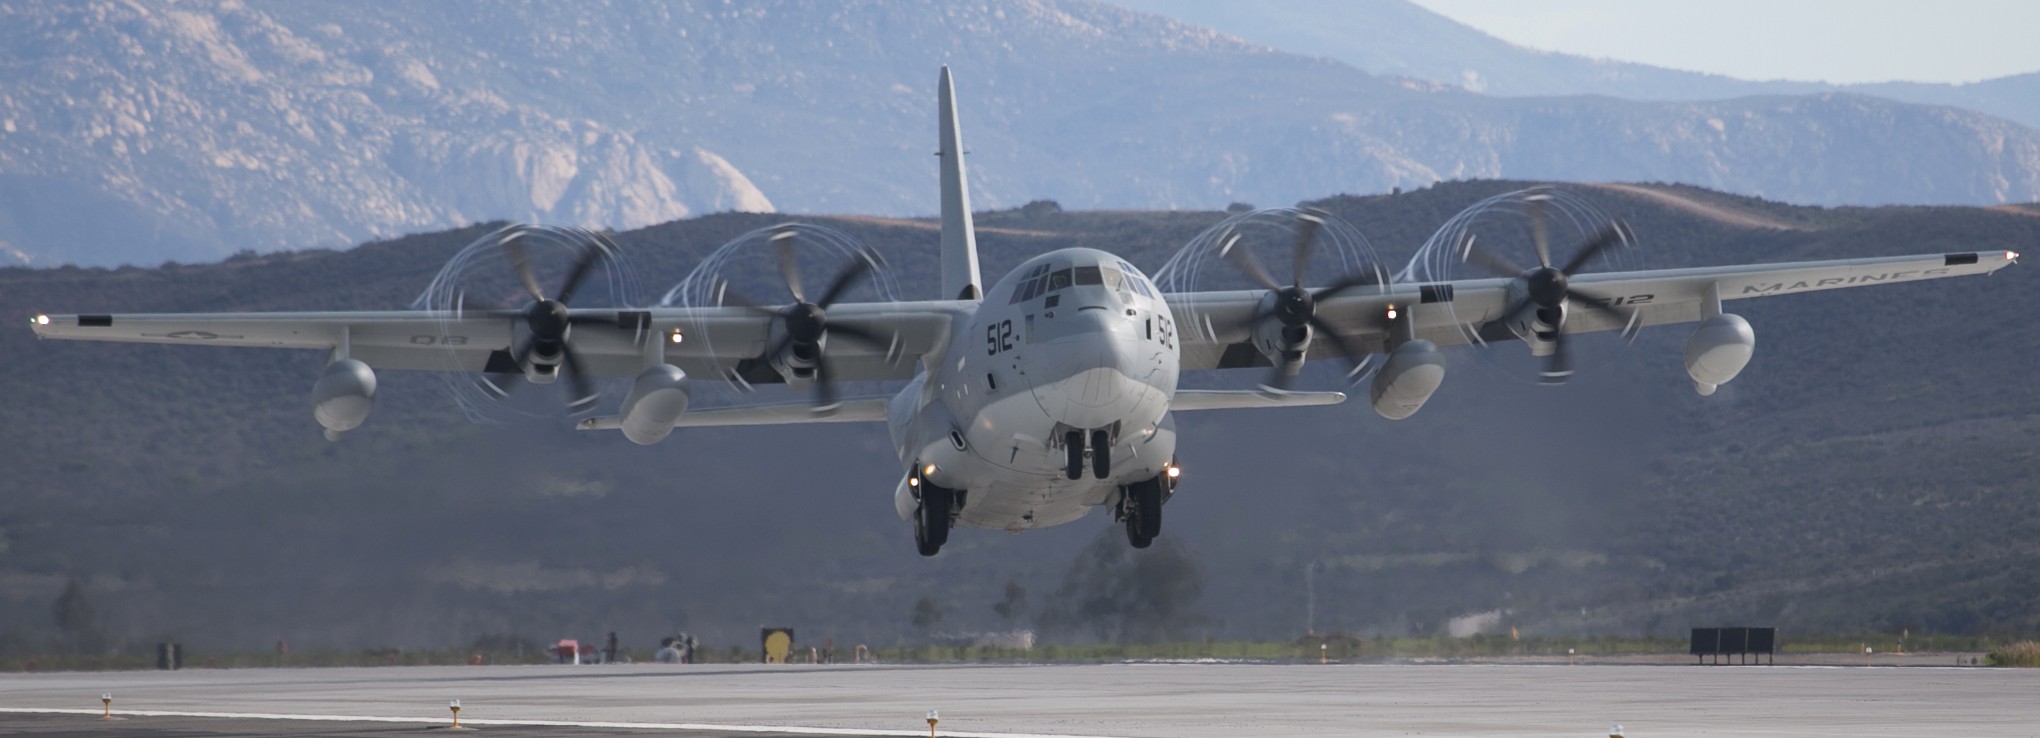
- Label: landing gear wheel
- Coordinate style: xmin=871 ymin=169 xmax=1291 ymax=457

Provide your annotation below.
xmin=1121 ymin=476 xmax=1164 ymax=548
xmin=1064 ymin=430 xmax=1085 ymax=480
xmin=915 ymin=485 xmax=954 ymax=557
xmin=1090 ymin=429 xmax=1112 ymax=479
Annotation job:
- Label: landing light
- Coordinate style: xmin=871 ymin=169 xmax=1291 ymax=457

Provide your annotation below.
xmin=923 ymin=463 xmax=937 ymax=476
xmin=33 ymin=314 xmax=49 ymax=326
xmin=1386 ymin=305 xmax=1398 ymax=320
xmin=2010 ymin=251 xmax=2022 ymax=261
xmin=908 ymin=477 xmax=919 ymax=487
xmin=1165 ymin=465 xmax=1182 ymax=479
xmin=668 ymin=330 xmax=684 ymax=344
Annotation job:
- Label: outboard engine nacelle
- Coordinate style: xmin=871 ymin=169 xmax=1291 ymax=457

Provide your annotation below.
xmin=312 ymin=359 xmax=377 ymax=440
xmin=1370 ymin=339 xmax=1446 ymax=420
xmin=617 ymin=364 xmax=691 ymax=445
xmin=1684 ymin=313 xmax=1755 ymax=395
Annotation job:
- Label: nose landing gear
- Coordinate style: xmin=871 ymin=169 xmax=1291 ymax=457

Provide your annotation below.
xmin=1062 ymin=427 xmax=1117 ymax=480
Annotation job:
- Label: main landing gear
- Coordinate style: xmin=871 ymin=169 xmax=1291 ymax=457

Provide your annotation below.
xmin=1117 ymin=465 xmax=1177 ymax=549
xmin=913 ymin=469 xmax=963 ymax=557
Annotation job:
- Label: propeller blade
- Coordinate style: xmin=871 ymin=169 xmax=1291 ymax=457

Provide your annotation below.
xmin=1461 ymin=234 xmax=1526 ymax=278
xmin=812 ymin=353 xmax=840 ymax=413
xmin=1257 ymin=367 xmax=1294 ymax=393
xmin=1558 ymin=222 xmax=1627 ymax=276
xmin=478 ymin=372 xmax=521 ymax=399
xmin=561 ymin=345 xmax=597 ymax=410
xmin=712 ymin=282 xmax=784 ymax=318
xmin=1540 ymin=329 xmax=1573 ymax=385
xmin=1528 ymin=196 xmax=1553 ymax=269
xmin=1291 ymin=210 xmax=1324 ymax=288
xmin=1218 ymin=230 xmax=1282 ymax=292
xmin=553 ymin=242 xmax=607 ymax=306
xmin=814 ymin=252 xmax=875 ymax=309
xmin=772 ymin=229 xmax=807 ymax=304
xmin=1566 ymin=288 xmax=1642 ymax=341
xmin=1311 ymin=269 xmax=1383 ymax=303
xmin=1307 ymin=314 xmax=1373 ymax=383
xmin=502 ymin=235 xmax=547 ymax=302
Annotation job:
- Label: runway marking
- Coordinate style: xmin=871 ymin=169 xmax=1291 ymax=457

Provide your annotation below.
xmin=0 ymin=707 xmax=1133 ymax=738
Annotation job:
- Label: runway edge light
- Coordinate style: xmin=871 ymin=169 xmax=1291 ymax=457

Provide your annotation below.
xmin=927 ymin=709 xmax=940 ymax=738
xmin=100 ymin=692 xmax=111 ymax=720
xmin=1609 ymin=723 xmax=1624 ymax=738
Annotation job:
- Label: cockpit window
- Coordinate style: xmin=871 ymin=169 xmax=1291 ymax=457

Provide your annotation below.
xmin=1012 ymin=261 xmax=1150 ymax=304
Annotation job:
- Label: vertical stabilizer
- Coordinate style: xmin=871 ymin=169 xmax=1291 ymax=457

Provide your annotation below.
xmin=937 ymin=67 xmax=983 ymax=301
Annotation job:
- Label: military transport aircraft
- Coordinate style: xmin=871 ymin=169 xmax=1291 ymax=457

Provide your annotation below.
xmin=29 ymin=68 xmax=2020 ymax=556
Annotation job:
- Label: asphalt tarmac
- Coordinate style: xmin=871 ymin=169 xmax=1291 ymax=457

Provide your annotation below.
xmin=2 ymin=661 xmax=2034 ymax=737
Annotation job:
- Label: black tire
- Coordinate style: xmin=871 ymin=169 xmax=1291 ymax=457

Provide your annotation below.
xmin=1090 ymin=429 xmax=1111 ymax=479
xmin=918 ymin=485 xmax=953 ymax=550
xmin=1064 ymin=430 xmax=1085 ymax=480
xmin=1133 ymin=477 xmax=1163 ymax=539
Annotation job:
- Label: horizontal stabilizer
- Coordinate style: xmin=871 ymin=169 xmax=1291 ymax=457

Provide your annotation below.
xmin=577 ymin=397 xmax=889 ymax=431
xmin=1172 ymin=389 xmax=1346 ymax=411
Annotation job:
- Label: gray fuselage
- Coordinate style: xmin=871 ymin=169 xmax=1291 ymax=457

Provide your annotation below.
xmin=888 ymin=248 xmax=1181 ymax=531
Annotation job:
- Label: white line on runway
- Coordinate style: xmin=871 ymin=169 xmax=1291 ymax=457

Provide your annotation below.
xmin=0 ymin=707 xmax=1134 ymax=738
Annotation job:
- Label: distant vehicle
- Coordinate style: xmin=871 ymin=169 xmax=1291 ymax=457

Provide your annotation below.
xmin=30 ymin=69 xmax=2019 ymax=556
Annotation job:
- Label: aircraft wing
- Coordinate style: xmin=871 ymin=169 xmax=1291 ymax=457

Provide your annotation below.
xmin=27 ymin=301 xmax=964 ymax=383
xmin=1169 ymin=250 xmax=2019 ymax=370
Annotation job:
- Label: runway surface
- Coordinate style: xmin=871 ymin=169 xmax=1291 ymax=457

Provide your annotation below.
xmin=2 ymin=661 xmax=2036 ymax=737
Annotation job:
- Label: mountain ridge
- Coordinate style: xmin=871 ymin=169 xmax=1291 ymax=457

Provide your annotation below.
xmin=5 ymin=0 xmax=2040 ymax=268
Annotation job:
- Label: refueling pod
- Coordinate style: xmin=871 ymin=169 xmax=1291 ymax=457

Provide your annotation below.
xmin=312 ymin=359 xmax=377 ymax=440
xmin=617 ymin=364 xmax=691 ymax=445
xmin=1684 ymin=313 xmax=1755 ymax=395
xmin=1370 ymin=339 xmax=1446 ymax=420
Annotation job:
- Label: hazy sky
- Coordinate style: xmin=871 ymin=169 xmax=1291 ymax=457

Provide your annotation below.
xmin=1410 ymin=0 xmax=2040 ymax=84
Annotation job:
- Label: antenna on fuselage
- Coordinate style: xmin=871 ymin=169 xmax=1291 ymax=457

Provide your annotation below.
xmin=937 ymin=66 xmax=984 ymax=301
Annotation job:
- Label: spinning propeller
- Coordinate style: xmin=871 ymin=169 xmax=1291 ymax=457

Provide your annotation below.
xmin=719 ymin=227 xmax=894 ymax=410
xmin=1458 ymin=194 xmax=1636 ymax=384
xmin=1214 ymin=209 xmax=1386 ymax=391
xmin=458 ymin=229 xmax=625 ymax=411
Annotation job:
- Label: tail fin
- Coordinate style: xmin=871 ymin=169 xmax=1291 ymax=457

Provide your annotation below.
xmin=937 ymin=66 xmax=983 ymax=301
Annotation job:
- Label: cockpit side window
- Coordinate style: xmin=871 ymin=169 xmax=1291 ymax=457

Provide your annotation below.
xmin=1116 ymin=260 xmax=1155 ymax=297
xmin=1010 ymin=263 xmax=1053 ymax=304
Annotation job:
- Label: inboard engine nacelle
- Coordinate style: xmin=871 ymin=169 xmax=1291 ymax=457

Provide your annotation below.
xmin=1370 ymin=339 xmax=1446 ymax=420
xmin=312 ymin=359 xmax=376 ymax=441
xmin=618 ymin=364 xmax=691 ymax=445
xmin=1684 ymin=313 xmax=1755 ymax=396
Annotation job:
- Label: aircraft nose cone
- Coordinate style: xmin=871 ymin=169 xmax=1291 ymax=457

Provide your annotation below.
xmin=1031 ymin=312 xmax=1146 ymax=429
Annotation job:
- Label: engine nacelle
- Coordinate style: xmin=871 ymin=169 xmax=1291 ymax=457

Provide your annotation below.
xmin=617 ymin=364 xmax=691 ymax=445
xmin=1370 ymin=339 xmax=1446 ymax=420
xmin=312 ymin=359 xmax=377 ymax=440
xmin=1684 ymin=313 xmax=1755 ymax=395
